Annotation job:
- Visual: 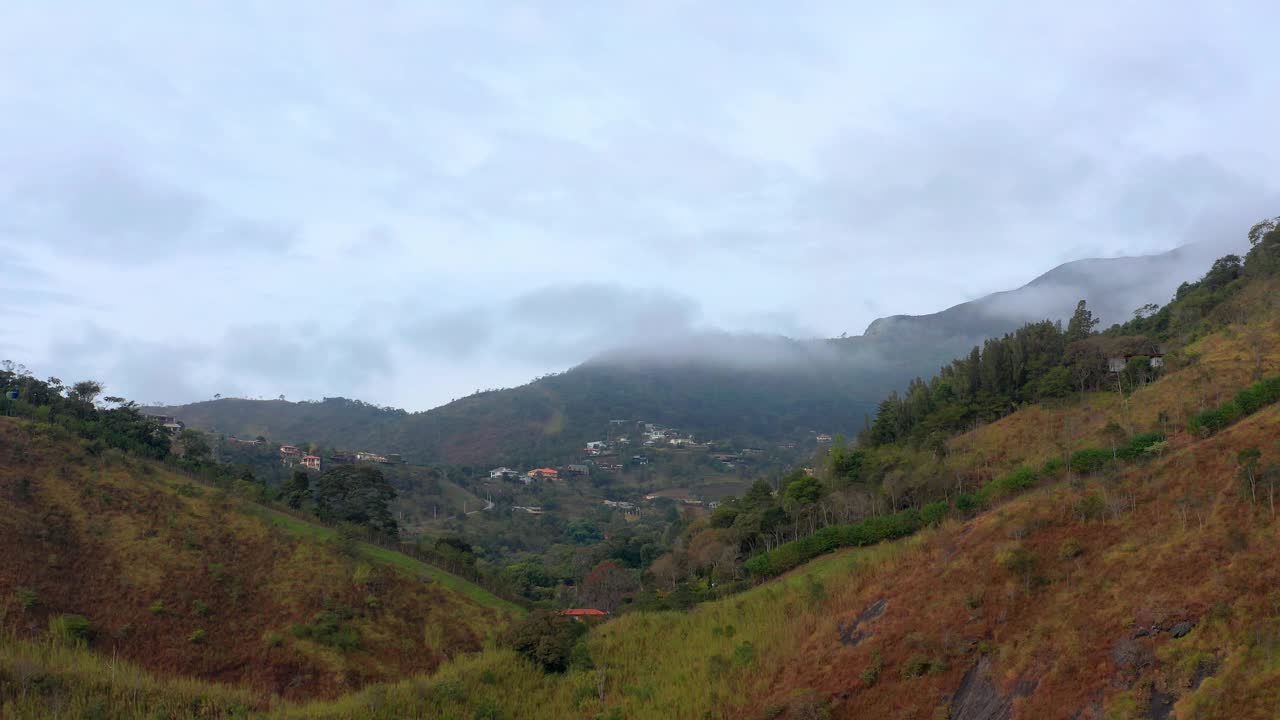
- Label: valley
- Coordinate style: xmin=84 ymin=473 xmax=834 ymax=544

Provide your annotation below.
xmin=2 ymin=221 xmax=1279 ymax=718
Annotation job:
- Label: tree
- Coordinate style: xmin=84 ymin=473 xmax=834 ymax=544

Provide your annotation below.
xmin=1237 ymin=448 xmax=1262 ymax=506
xmin=179 ymin=429 xmax=212 ymax=462
xmin=1247 ymin=217 xmax=1278 ymax=246
xmin=313 ymin=465 xmax=398 ymax=536
xmin=1036 ymin=366 xmax=1073 ymax=399
xmin=283 ymin=470 xmax=311 ymax=509
xmin=784 ymin=475 xmax=823 ymax=506
xmin=1132 ymin=303 xmax=1160 ymax=321
xmin=69 ymin=380 xmax=103 ymax=404
xmin=580 ymin=560 xmax=638 ymax=612
xmin=1065 ymin=300 xmax=1099 ymax=343
xmin=502 ymin=610 xmax=587 ymax=673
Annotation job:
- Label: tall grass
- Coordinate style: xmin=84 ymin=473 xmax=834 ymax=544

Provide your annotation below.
xmin=249 ymin=505 xmax=522 ymax=615
xmin=0 ymin=633 xmax=261 ymax=719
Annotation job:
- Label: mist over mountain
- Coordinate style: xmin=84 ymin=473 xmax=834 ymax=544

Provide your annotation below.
xmin=159 ymin=238 xmax=1242 ymax=465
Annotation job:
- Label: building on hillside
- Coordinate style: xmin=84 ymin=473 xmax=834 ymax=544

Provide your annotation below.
xmin=566 ymin=464 xmax=590 ymax=476
xmin=559 ymin=608 xmax=607 ymax=620
xmin=280 ymin=445 xmax=301 ymax=457
xmin=668 ymin=437 xmax=694 ymax=447
xmin=513 ymin=506 xmax=544 ymax=515
xmin=144 ymin=414 xmax=185 ymax=434
xmin=585 ymin=441 xmax=608 ymax=453
xmin=631 ymin=455 xmax=649 ymax=465
xmin=1107 ymin=356 xmax=1128 ymax=373
xmin=489 ymin=467 xmax=520 ymax=481
xmin=602 ymin=499 xmax=635 ymax=510
xmin=815 ymin=434 xmax=833 ymax=443
xmin=386 ymin=453 xmax=403 ymax=464
xmin=527 ymin=468 xmax=559 ymax=481
xmin=328 ymin=451 xmax=355 ymax=465
xmin=354 ymin=451 xmax=387 ymax=463
xmin=301 ymin=455 xmax=321 ymax=471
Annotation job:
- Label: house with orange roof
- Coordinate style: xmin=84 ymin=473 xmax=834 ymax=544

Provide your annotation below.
xmin=559 ymin=608 xmax=607 ymax=620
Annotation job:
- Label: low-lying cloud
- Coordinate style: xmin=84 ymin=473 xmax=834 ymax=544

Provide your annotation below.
xmin=1 ymin=1 xmax=1278 ymax=409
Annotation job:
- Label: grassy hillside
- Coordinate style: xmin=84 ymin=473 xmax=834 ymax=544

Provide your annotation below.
xmin=3 ymin=229 xmax=1276 ymax=718
xmin=6 ymin=296 xmax=1280 ymax=718
xmin=0 ymin=418 xmax=516 ymax=703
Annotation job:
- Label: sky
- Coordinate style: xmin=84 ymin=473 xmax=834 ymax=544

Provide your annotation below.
xmin=1 ymin=1 xmax=1278 ymax=410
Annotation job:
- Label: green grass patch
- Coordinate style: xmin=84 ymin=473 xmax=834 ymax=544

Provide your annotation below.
xmin=249 ymin=505 xmax=522 ymax=615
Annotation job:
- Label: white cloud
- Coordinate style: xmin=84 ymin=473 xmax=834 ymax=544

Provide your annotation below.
xmin=1 ymin=0 xmax=1277 ymax=408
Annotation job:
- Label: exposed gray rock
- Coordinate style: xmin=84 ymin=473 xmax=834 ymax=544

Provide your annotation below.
xmin=837 ymin=597 xmax=887 ymax=647
xmin=951 ymin=656 xmax=1037 ymax=720
xmin=1148 ymin=685 xmax=1176 ymax=720
xmin=1170 ymin=622 xmax=1193 ymax=639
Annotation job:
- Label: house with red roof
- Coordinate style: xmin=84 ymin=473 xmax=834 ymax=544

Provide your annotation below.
xmin=559 ymin=608 xmax=607 ymax=620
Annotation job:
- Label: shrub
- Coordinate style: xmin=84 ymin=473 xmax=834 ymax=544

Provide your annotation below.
xmin=745 ymin=509 xmax=922 ymax=578
xmin=502 ymin=610 xmax=587 ymax=673
xmin=49 ymin=614 xmax=94 ymax=646
xmin=191 ymin=599 xmax=210 ymax=618
xmin=1073 ymin=494 xmax=1106 ymax=522
xmin=13 ymin=587 xmax=38 ymax=610
xmin=1117 ymin=432 xmax=1167 ymax=460
xmin=1069 ymin=448 xmax=1113 ymax=475
xmin=860 ymin=650 xmax=884 ymax=687
xmin=290 ymin=604 xmax=360 ymax=652
xmin=1190 ymin=376 xmax=1280 ymax=435
xmin=1041 ymin=457 xmax=1065 ymax=477
xmin=920 ymin=500 xmax=949 ymax=527
xmin=902 ymin=655 xmax=932 ymax=678
xmin=148 ymin=600 xmax=166 ymax=615
xmin=188 ymin=628 xmax=207 ymax=644
xmin=1058 ymin=539 xmax=1084 ymax=560
xmin=955 ymin=494 xmax=979 ymax=514
xmin=1189 ymin=402 xmax=1242 ymax=435
xmin=979 ymin=466 xmax=1039 ymax=502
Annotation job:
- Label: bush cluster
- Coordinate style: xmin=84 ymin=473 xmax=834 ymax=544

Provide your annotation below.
xmin=745 ymin=509 xmax=923 ymax=578
xmin=1190 ymin=375 xmax=1280 ymax=435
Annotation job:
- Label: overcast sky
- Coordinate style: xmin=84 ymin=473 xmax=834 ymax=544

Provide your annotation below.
xmin=2 ymin=2 xmax=1277 ymax=410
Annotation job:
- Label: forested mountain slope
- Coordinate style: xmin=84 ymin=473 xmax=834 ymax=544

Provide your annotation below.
xmin=158 ymin=240 xmax=1238 ymax=466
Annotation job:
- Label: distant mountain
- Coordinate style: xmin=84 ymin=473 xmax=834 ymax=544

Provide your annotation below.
xmin=858 ymin=239 xmax=1239 ymax=345
xmin=160 ymin=239 xmax=1244 ymax=465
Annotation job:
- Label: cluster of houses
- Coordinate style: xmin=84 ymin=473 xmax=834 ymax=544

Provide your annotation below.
xmin=278 ymin=445 xmax=400 ymax=472
xmin=487 ymin=460 xmax=599 ymax=485
xmin=488 ymin=467 xmax=566 ymax=484
xmin=1107 ymin=353 xmax=1165 ymax=373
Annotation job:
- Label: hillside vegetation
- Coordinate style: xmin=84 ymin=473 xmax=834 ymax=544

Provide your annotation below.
xmin=0 ymin=418 xmax=514 ymax=704
xmin=2 ymin=220 xmax=1277 ymax=719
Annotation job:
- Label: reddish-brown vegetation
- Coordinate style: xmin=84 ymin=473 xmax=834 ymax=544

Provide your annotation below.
xmin=0 ymin=419 xmax=502 ymax=700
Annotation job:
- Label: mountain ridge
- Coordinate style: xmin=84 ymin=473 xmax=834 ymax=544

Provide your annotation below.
xmin=156 ymin=239 xmax=1245 ymax=465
